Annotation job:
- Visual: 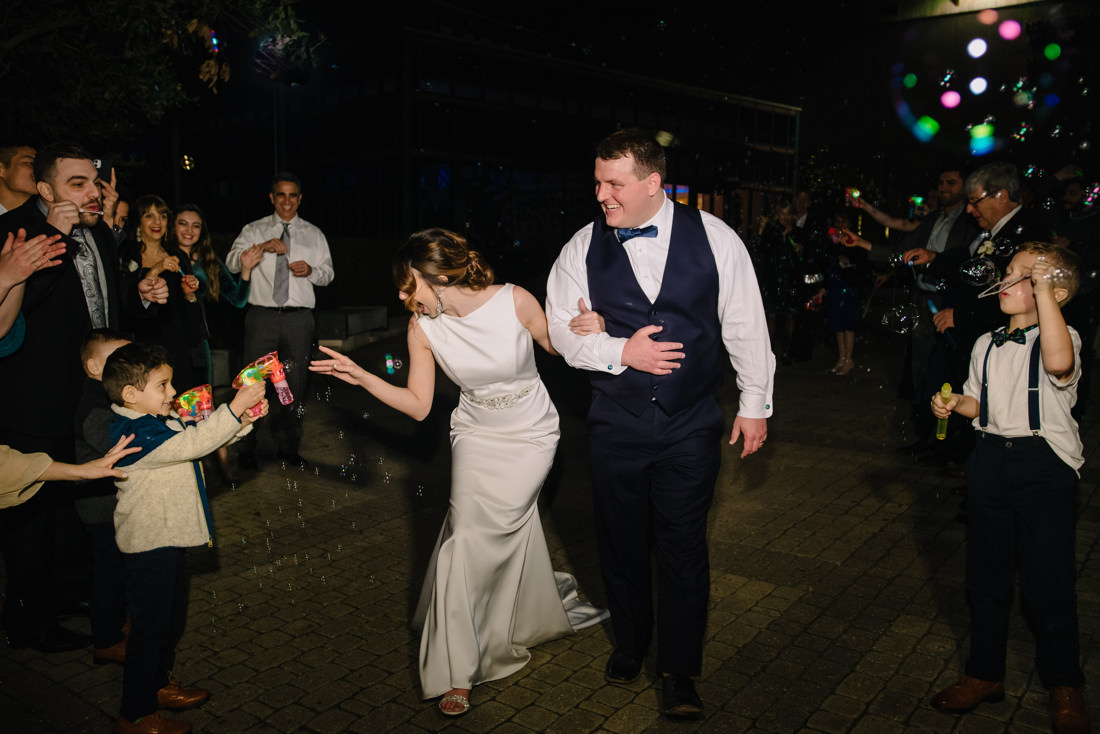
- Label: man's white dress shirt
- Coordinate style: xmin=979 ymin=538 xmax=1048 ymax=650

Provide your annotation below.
xmin=547 ymin=196 xmax=775 ymax=418
xmin=226 ymin=213 xmax=334 ymax=308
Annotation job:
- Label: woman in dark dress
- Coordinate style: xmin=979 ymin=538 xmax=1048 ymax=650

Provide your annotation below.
xmin=118 ymin=195 xmax=205 ymax=388
xmin=752 ymin=201 xmax=803 ymax=364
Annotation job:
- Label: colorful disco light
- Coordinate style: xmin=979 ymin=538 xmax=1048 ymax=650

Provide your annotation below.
xmin=970 ymin=77 xmax=988 ymax=95
xmin=940 ymin=91 xmax=962 ymax=108
xmin=969 ymin=124 xmax=996 ymax=156
xmin=1044 ymin=43 xmax=1062 ymax=60
xmin=999 ymin=20 xmax=1022 ymax=41
xmin=977 ymin=9 xmax=999 ymax=25
xmin=903 ymin=73 xmax=918 ymax=89
xmin=967 ymin=39 xmax=988 ymax=58
xmin=913 ymin=116 xmax=940 ymax=142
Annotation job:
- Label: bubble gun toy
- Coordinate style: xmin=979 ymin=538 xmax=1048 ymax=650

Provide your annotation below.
xmin=172 ymin=384 xmax=213 ymax=421
xmin=233 ymin=351 xmax=293 ymax=417
xmin=936 ymin=383 xmax=952 ymax=441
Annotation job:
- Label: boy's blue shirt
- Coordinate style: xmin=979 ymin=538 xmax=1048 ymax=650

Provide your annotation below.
xmin=109 ymin=413 xmax=180 ymax=468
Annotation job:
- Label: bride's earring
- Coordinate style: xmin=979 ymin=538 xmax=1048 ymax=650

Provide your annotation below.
xmin=435 ymin=289 xmax=444 ymax=316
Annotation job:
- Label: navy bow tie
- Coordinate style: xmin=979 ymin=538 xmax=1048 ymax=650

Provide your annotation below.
xmin=616 ymin=225 xmax=658 ymax=242
xmin=991 ymin=324 xmax=1037 ymax=347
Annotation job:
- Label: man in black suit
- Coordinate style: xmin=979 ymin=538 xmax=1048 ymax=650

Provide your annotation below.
xmin=842 ymin=167 xmax=978 ymax=444
xmin=902 ymin=163 xmax=1050 ymax=465
xmin=914 ymin=163 xmax=1051 ymax=383
xmin=0 ymin=143 xmax=163 ymax=652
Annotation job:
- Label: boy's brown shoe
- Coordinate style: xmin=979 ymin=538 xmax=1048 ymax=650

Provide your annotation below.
xmin=931 ymin=675 xmax=1005 ymax=712
xmin=1050 ymin=686 xmax=1090 ymax=734
xmin=112 ymin=713 xmax=192 ymax=734
xmin=93 ymin=639 xmax=126 ymax=665
xmin=156 ymin=681 xmax=209 ymax=710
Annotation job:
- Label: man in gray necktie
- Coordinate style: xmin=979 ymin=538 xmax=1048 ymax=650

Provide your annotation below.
xmin=227 ymin=173 xmax=334 ymax=470
xmin=0 ymin=143 xmax=164 ymax=654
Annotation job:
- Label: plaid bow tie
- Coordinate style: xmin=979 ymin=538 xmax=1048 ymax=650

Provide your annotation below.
xmin=991 ymin=325 xmax=1037 ymax=347
xmin=616 ymin=225 xmax=658 ymax=242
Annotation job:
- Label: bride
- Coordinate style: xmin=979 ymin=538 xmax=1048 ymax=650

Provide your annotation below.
xmin=310 ymin=228 xmax=607 ymax=716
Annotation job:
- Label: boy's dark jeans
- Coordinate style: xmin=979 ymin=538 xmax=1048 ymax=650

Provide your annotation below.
xmin=964 ymin=434 xmax=1084 ymax=688
xmin=120 ymin=547 xmax=187 ymax=721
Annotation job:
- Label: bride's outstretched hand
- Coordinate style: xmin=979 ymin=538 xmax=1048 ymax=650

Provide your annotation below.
xmin=568 ymin=297 xmax=606 ymax=336
xmin=309 ymin=345 xmax=368 ymax=386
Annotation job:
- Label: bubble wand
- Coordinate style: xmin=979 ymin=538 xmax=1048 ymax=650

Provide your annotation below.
xmin=172 ymin=384 xmax=213 ymax=421
xmin=977 ymin=272 xmax=1031 ymax=298
xmin=233 ymin=351 xmax=294 ymax=417
xmin=936 ymin=383 xmax=952 ymax=441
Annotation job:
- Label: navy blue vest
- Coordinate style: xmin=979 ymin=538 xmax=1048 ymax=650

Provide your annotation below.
xmin=586 ymin=203 xmax=723 ymax=416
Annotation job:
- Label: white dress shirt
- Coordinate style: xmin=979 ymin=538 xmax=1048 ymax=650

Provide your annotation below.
xmin=546 ymin=196 xmax=775 ymax=418
xmin=226 ymin=213 xmax=334 ymax=308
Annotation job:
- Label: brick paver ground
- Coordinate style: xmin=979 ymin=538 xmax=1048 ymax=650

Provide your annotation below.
xmin=2 ymin=323 xmax=1098 ymax=732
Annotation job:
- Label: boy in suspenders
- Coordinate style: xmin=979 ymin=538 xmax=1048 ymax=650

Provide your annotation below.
xmin=930 ymin=242 xmax=1089 ymax=734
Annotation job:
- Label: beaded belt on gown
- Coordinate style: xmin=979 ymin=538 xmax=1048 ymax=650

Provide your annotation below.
xmin=462 ymin=382 xmax=536 ymax=410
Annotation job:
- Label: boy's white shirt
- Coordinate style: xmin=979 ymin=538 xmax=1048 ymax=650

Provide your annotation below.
xmin=963 ymin=325 xmax=1084 ymax=472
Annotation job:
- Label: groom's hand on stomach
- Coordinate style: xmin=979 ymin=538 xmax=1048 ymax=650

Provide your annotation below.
xmin=621 ymin=325 xmax=684 ymax=375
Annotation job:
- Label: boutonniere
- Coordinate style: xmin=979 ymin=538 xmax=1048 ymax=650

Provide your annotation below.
xmin=977 ymin=240 xmax=994 ymax=256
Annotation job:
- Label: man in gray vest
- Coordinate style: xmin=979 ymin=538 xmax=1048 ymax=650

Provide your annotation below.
xmin=547 ymin=129 xmax=774 ymax=718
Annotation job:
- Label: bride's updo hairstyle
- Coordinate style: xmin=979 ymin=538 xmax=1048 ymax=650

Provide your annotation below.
xmin=393 ymin=228 xmax=495 ymax=314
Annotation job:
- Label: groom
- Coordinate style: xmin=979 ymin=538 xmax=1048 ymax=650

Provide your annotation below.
xmin=546 ymin=129 xmax=774 ymax=717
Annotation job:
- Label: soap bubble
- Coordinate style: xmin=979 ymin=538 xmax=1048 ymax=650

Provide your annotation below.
xmin=882 ymin=304 xmax=921 ymax=335
xmin=888 ymin=252 xmax=911 ymax=268
xmin=991 ymin=237 xmax=1019 ymax=257
xmin=960 ymin=257 xmax=1000 ymax=286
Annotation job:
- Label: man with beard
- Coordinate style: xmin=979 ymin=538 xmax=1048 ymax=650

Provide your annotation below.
xmin=843 ymin=166 xmax=979 ymax=449
xmin=0 ymin=143 xmax=163 ymax=652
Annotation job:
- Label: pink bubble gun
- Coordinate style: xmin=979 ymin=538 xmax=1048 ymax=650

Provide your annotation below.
xmin=233 ymin=351 xmax=294 ymax=417
xmin=173 ymin=384 xmax=213 ymax=421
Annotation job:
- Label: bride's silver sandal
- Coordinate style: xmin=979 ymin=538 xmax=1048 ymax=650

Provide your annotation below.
xmin=439 ymin=691 xmax=471 ymax=717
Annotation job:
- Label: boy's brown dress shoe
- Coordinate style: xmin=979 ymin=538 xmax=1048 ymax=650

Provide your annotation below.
xmin=931 ymin=675 xmax=1005 ymax=712
xmin=112 ymin=713 xmax=192 ymax=734
xmin=1050 ymin=686 xmax=1090 ymax=734
xmin=156 ymin=681 xmax=209 ymax=710
xmin=93 ymin=639 xmax=126 ymax=665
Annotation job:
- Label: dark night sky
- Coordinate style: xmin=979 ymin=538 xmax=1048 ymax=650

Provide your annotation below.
xmin=292 ymin=0 xmax=1096 ymax=197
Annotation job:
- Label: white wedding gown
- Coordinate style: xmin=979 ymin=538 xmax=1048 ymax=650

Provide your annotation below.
xmin=412 ymin=284 xmax=607 ymax=698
